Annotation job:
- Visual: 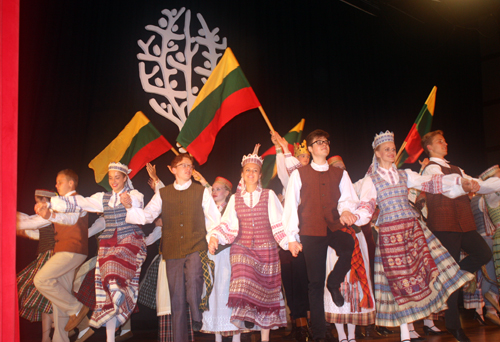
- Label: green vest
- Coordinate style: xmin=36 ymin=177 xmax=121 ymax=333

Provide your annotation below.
xmin=159 ymin=183 xmax=208 ymax=259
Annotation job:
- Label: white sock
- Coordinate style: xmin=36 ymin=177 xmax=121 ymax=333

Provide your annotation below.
xmin=77 ymin=327 xmax=89 ymax=339
xmin=400 ymin=323 xmax=410 ymax=341
xmin=260 ymin=328 xmax=270 ymax=341
xmin=232 ymin=333 xmax=241 ymax=342
xmin=106 ymin=317 xmax=117 ymax=342
xmin=215 ymin=333 xmax=222 ymax=342
xmin=347 ymin=324 xmax=356 ymax=341
xmin=335 ymin=323 xmax=346 ymax=341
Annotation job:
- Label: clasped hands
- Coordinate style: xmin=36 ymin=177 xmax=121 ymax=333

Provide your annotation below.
xmin=461 ymin=178 xmax=480 ymax=193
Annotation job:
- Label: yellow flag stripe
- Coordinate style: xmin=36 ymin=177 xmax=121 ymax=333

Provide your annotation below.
xmin=190 ymin=48 xmax=240 ymax=112
xmin=425 ymin=86 xmax=437 ymax=116
xmin=88 ymin=111 xmax=150 ymax=183
xmin=290 ymin=118 xmax=305 ymax=133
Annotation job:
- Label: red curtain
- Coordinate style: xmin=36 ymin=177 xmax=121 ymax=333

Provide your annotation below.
xmin=1 ymin=0 xmax=20 ymax=341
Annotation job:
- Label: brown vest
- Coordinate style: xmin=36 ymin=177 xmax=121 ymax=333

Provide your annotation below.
xmin=424 ymin=161 xmax=476 ymax=233
xmin=160 ymin=183 xmax=208 ymax=259
xmin=53 ymin=192 xmax=89 ymax=255
xmin=297 ymin=164 xmax=344 ymax=236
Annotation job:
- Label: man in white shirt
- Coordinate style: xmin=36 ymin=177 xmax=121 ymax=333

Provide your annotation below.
xmin=283 ymin=130 xmax=372 ymax=342
xmin=421 ymin=130 xmax=500 ymax=342
xmin=122 ymin=154 xmax=220 ymax=342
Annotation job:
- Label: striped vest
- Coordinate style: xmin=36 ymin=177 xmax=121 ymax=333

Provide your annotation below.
xmin=234 ymin=189 xmax=274 ymax=248
xmin=370 ymin=170 xmax=419 ymax=225
xmin=486 ymin=197 xmax=500 ymax=229
xmin=100 ymin=192 xmax=144 ymax=241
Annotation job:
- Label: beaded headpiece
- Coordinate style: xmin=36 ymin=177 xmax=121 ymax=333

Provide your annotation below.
xmin=241 ymin=154 xmax=263 ymax=168
xmin=294 ymin=140 xmax=310 ymax=158
xmin=35 ymin=189 xmax=57 ymax=198
xmin=108 ymin=162 xmax=134 ymax=190
xmin=372 ymin=130 xmax=395 ymax=150
xmin=328 ymin=155 xmax=345 ymax=169
xmin=370 ymin=130 xmax=396 ymax=174
xmin=214 ymin=177 xmax=233 ymax=191
xmin=480 ymin=165 xmax=500 ymax=181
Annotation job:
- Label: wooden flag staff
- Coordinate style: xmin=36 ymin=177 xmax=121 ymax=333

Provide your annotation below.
xmin=258 ymin=106 xmax=275 ymax=132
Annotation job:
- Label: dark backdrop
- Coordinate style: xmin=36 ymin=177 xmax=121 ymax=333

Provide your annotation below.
xmin=17 ymin=0 xmax=498 ymax=335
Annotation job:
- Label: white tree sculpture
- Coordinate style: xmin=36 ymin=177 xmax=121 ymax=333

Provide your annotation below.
xmin=137 ymin=7 xmax=227 ymax=131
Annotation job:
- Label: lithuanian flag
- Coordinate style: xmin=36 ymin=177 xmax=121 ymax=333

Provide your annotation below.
xmin=89 ymin=111 xmax=172 ymax=190
xmin=261 ymin=119 xmax=305 ymax=188
xmin=396 ymin=86 xmax=436 ymax=168
xmin=177 ymin=48 xmax=261 ymax=165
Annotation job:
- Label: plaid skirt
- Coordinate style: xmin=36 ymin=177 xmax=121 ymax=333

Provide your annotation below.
xmin=138 ymin=254 xmax=160 ymax=310
xmin=375 ymin=218 xmax=474 ymax=327
xmin=90 ymin=231 xmax=147 ymax=328
xmin=158 ymin=305 xmax=194 ymax=342
xmin=492 ymin=228 xmax=500 ymax=285
xmin=75 ymin=268 xmax=97 ymax=310
xmin=17 ymin=250 xmax=53 ymax=322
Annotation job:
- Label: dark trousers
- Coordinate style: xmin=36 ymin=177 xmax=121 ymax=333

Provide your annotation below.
xmin=433 ymin=230 xmax=492 ymax=329
xmin=280 ymin=250 xmax=309 ymax=319
xmin=301 ymin=229 xmax=354 ymax=339
xmin=165 ymin=252 xmax=204 ymax=342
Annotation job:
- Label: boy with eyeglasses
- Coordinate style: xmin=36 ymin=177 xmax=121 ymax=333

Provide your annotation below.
xmin=122 ymin=153 xmax=220 ymax=342
xmin=283 ymin=129 xmax=372 ymax=342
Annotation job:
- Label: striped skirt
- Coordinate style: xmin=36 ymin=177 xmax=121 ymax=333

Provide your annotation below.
xmin=374 ymin=218 xmax=474 ymax=327
xmin=17 ymin=250 xmax=53 ymax=322
xmin=228 ymin=242 xmax=287 ymax=330
xmin=90 ymin=231 xmax=147 ymax=328
xmin=492 ymin=228 xmax=500 ymax=285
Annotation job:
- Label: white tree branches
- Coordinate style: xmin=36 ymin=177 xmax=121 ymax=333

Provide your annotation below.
xmin=137 ymin=8 xmax=227 ymax=131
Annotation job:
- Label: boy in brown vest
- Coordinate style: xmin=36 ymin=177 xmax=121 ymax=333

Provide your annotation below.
xmin=283 ymin=130 xmax=372 ymax=342
xmin=422 ymin=130 xmax=500 ymax=342
xmin=34 ymin=169 xmax=89 ymax=342
xmin=123 ymin=153 xmax=220 ymax=342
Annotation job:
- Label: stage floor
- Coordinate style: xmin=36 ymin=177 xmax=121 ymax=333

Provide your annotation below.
xmin=20 ymin=308 xmax=500 ymax=342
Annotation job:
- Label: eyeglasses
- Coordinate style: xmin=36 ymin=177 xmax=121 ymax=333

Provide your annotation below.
xmin=175 ymin=163 xmax=194 ymax=170
xmin=311 ymin=140 xmax=330 ymax=146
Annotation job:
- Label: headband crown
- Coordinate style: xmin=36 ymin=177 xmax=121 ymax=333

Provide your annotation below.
xmin=294 ymin=140 xmax=309 ymax=157
xmin=241 ymin=154 xmax=263 ymax=168
xmin=372 ymin=130 xmax=394 ymax=149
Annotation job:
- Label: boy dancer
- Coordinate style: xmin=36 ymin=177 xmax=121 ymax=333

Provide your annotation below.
xmin=283 ymin=129 xmax=372 ymax=342
xmin=422 ymin=130 xmax=500 ymax=342
xmin=34 ymin=170 xmax=89 ymax=342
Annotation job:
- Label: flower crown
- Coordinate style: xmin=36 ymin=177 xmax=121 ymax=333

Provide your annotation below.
xmin=294 ymin=140 xmax=309 ymax=157
xmin=372 ymin=130 xmax=394 ymax=149
xmin=241 ymin=153 xmax=263 ymax=168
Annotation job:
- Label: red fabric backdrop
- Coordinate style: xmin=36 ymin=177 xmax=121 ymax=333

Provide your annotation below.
xmin=1 ymin=0 xmax=20 ymax=341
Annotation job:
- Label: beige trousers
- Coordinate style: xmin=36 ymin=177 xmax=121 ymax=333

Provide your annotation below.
xmin=34 ymin=251 xmax=87 ymax=342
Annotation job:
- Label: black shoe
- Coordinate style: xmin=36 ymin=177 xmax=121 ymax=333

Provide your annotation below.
xmin=221 ymin=336 xmax=232 ymax=342
xmin=422 ymin=325 xmax=446 ymax=336
xmin=192 ymin=321 xmax=202 ymax=332
xmin=473 ymin=311 xmax=487 ymax=326
xmin=283 ymin=323 xmax=297 ymax=340
xmin=363 ymin=324 xmax=381 ymax=340
xmin=295 ymin=325 xmax=311 ymax=342
xmin=327 ymin=285 xmax=344 ymax=307
xmin=244 ymin=321 xmax=255 ymax=329
xmin=374 ymin=326 xmax=394 ymax=336
xmin=446 ymin=328 xmax=471 ymax=342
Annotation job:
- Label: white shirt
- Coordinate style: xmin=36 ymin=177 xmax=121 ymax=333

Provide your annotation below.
xmin=282 ymin=160 xmax=372 ymax=243
xmin=423 ymin=157 xmax=500 ymax=194
xmin=51 ymin=189 xmax=144 ymax=213
xmin=125 ymin=179 xmax=220 ymax=232
xmin=47 ymin=190 xmax=87 ymax=225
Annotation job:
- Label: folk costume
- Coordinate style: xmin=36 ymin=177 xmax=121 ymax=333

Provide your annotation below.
xmin=423 ymin=156 xmax=500 ymax=331
xmin=125 ymin=165 xmax=220 ymax=342
xmin=282 ymin=150 xmax=372 ymax=341
xmin=49 ymin=163 xmax=147 ymax=333
xmin=358 ymin=131 xmax=473 ymax=331
xmin=208 ymin=153 xmax=289 ymax=331
xmin=34 ymin=189 xmax=89 ymax=342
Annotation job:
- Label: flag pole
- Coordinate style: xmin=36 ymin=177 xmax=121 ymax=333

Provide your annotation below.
xmin=395 ymin=141 xmax=407 ymax=166
xmin=258 ymin=106 xmax=275 ymax=132
xmin=171 ymin=147 xmax=179 ymax=156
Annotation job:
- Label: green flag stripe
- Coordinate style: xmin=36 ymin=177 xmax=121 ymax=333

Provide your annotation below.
xmin=179 ymin=67 xmax=250 ymax=144
xmin=118 ymin=122 xmax=162 ymax=166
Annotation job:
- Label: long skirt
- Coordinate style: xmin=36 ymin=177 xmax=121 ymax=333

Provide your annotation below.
xmin=202 ymin=247 xmax=241 ymax=334
xmin=17 ymin=250 xmax=53 ymax=322
xmin=90 ymin=231 xmax=146 ymax=328
xmin=375 ymin=218 xmax=473 ymax=327
xmin=324 ymin=232 xmax=375 ymax=325
xmin=227 ymin=242 xmax=287 ymax=330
